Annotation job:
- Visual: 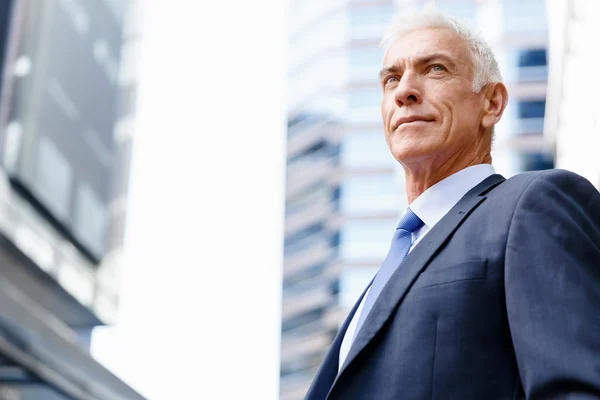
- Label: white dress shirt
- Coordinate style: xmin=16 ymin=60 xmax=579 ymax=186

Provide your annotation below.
xmin=338 ymin=164 xmax=496 ymax=371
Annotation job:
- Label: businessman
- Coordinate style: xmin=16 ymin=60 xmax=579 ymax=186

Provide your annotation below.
xmin=306 ymin=7 xmax=600 ymax=400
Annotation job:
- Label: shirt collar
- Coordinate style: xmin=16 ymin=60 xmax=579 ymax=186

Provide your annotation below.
xmin=409 ymin=164 xmax=496 ymax=231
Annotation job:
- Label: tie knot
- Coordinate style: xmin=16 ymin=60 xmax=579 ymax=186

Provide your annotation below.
xmin=397 ymin=208 xmax=424 ymax=233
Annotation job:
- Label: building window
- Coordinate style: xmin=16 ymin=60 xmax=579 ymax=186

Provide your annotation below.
xmin=514 ymin=100 xmax=546 ymax=135
xmin=518 ymin=49 xmax=547 ymax=67
xmin=282 ymin=308 xmax=325 ymax=332
xmin=280 ymin=353 xmax=325 ymax=378
xmin=519 ymin=151 xmax=554 ymax=172
xmin=286 ymin=223 xmax=324 ymax=247
xmin=514 ymin=48 xmax=548 ymax=82
xmin=517 ymin=100 xmax=546 ymax=119
xmin=287 ymin=140 xmax=328 ymax=165
xmin=286 ymin=183 xmax=332 ymax=217
xmin=283 ymin=262 xmax=328 ymax=290
xmin=284 ymin=229 xmax=328 ymax=256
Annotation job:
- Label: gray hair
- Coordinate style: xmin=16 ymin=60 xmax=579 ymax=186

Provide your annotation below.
xmin=380 ymin=4 xmax=502 ymax=92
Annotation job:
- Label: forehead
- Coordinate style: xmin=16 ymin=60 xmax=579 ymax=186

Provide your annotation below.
xmin=382 ymin=27 xmax=471 ymax=67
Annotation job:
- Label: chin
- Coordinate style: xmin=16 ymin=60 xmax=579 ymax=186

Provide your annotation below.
xmin=389 ymin=142 xmax=437 ymax=166
xmin=388 ymin=128 xmax=444 ymax=159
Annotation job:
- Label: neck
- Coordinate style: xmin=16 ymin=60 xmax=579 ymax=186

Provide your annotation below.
xmin=403 ymin=152 xmax=492 ymax=204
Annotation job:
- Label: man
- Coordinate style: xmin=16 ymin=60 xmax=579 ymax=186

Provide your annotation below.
xmin=305 ymin=7 xmax=600 ymax=400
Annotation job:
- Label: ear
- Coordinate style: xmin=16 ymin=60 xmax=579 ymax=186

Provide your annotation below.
xmin=481 ymin=82 xmax=508 ymax=130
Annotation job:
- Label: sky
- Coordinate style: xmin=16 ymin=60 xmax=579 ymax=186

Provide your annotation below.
xmin=91 ymin=1 xmax=286 ymax=399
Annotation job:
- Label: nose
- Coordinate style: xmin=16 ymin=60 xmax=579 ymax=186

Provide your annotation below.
xmin=394 ymin=72 xmax=422 ymax=107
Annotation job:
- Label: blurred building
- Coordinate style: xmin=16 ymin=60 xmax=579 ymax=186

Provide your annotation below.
xmin=281 ymin=114 xmax=342 ymax=400
xmin=0 ymin=0 xmax=144 ymax=399
xmin=545 ymin=0 xmax=600 ymax=189
xmin=282 ymin=0 xmax=551 ymax=399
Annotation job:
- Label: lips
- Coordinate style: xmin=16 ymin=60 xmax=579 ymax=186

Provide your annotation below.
xmin=393 ymin=116 xmax=434 ymax=131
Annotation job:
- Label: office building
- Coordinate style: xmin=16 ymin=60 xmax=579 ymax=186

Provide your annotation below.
xmin=0 ymin=0 xmax=144 ymax=398
xmin=282 ymin=1 xmax=551 ymax=399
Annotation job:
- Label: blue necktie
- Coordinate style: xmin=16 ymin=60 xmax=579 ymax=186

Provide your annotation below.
xmin=353 ymin=208 xmax=424 ymax=340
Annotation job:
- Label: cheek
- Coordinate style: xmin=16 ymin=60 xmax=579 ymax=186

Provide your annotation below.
xmin=381 ymin=98 xmax=394 ymax=127
xmin=452 ymin=101 xmax=479 ymax=129
xmin=435 ymin=100 xmax=459 ymax=133
xmin=434 ymin=98 xmax=452 ymax=118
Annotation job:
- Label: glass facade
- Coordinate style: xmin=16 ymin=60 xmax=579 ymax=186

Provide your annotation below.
xmin=0 ymin=0 xmax=143 ymax=398
xmin=504 ymin=48 xmax=548 ymax=83
xmin=0 ymin=0 xmax=127 ymax=261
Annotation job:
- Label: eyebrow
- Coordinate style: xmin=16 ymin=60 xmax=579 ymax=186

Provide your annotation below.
xmin=379 ymin=53 xmax=457 ymax=80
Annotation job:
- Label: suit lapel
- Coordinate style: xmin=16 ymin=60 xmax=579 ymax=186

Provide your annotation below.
xmin=304 ymin=276 xmax=374 ymax=400
xmin=328 ymin=174 xmax=506 ymax=394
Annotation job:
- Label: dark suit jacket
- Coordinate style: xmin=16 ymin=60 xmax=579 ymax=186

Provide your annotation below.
xmin=305 ymin=169 xmax=600 ymax=400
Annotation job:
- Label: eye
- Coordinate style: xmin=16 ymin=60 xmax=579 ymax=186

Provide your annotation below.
xmin=384 ymin=76 xmax=399 ymax=86
xmin=430 ymin=64 xmax=446 ymax=72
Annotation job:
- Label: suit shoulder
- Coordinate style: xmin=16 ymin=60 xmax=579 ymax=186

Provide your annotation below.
xmin=503 ymin=168 xmax=597 ymax=193
xmin=489 ymin=170 xmax=546 ymax=196
xmin=505 ymin=168 xmax=600 ymax=215
xmin=488 ymin=169 xmax=600 ymax=218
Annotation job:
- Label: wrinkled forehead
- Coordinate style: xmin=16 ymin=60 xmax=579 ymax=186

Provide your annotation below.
xmin=382 ymin=27 xmax=472 ymax=68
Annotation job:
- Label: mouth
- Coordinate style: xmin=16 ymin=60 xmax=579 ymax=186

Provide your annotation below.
xmin=394 ymin=116 xmax=434 ymax=131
